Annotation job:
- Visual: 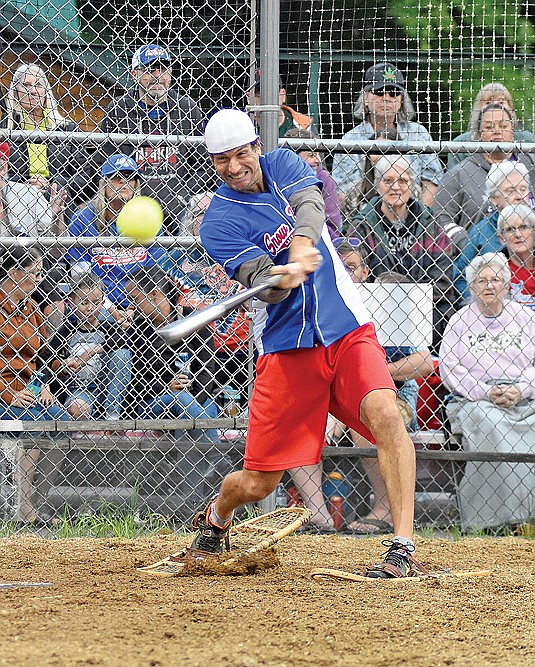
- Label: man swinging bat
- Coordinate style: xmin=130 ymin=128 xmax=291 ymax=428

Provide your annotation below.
xmin=176 ymin=108 xmax=421 ymax=578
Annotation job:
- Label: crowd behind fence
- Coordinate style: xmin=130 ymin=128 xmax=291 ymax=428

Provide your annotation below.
xmin=0 ymin=13 xmax=534 ymax=534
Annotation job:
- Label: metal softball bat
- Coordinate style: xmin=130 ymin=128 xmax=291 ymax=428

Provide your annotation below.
xmin=156 ymin=274 xmax=283 ymax=344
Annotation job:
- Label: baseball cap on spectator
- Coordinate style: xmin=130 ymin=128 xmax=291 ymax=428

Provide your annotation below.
xmin=0 ymin=142 xmax=10 ymax=161
xmin=101 ymin=154 xmax=140 ymax=178
xmin=204 ymin=109 xmax=259 ymax=154
xmin=254 ymin=68 xmax=284 ymax=95
xmin=363 ymin=63 xmax=405 ymax=93
xmin=131 ymin=44 xmax=171 ymax=70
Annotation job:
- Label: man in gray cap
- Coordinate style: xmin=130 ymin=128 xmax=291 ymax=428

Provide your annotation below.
xmin=332 ymin=62 xmax=443 ymax=209
xmin=100 ymin=43 xmax=212 ymax=235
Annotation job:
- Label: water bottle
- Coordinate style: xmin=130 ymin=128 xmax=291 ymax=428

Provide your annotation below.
xmin=175 ymin=352 xmax=192 ymax=379
xmin=223 ymin=385 xmax=242 ymax=417
xmin=323 ymin=471 xmax=349 ymax=530
xmin=275 ymin=483 xmax=287 ymax=508
xmin=26 ymin=371 xmax=44 ymax=396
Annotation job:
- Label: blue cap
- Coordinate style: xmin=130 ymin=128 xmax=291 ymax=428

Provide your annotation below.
xmin=131 ymin=44 xmax=171 ymax=70
xmin=100 ymin=154 xmax=140 ymax=178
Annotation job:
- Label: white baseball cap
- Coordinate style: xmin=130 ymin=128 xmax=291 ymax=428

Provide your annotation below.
xmin=204 ymin=109 xmax=259 ymax=155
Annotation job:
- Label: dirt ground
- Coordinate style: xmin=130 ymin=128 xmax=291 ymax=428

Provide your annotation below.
xmin=0 ymin=534 xmax=533 ymax=667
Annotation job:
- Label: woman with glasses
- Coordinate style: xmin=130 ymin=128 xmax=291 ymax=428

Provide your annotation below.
xmin=347 ymin=154 xmax=457 ymax=353
xmin=1 ymin=63 xmax=96 ymax=214
xmin=454 ymin=161 xmax=533 ymax=300
xmin=497 ymin=204 xmax=535 ymax=308
xmin=439 ymin=252 xmax=535 ymax=533
xmin=0 ymin=247 xmax=70 ymax=525
xmin=332 ymin=62 xmax=443 ymax=209
xmin=434 ymin=104 xmax=535 ymax=255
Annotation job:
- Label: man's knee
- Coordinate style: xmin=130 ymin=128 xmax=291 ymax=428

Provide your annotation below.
xmin=242 ymin=470 xmax=281 ymax=501
xmin=361 ymin=390 xmax=402 ymax=431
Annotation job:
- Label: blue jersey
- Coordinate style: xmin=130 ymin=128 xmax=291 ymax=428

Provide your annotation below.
xmin=200 ymin=148 xmax=371 ymax=355
xmin=67 ymin=204 xmax=166 ymax=307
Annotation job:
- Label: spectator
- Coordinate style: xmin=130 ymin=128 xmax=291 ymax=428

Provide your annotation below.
xmin=159 ymin=192 xmax=251 ymax=415
xmin=0 ymin=247 xmax=70 ymax=524
xmin=47 ymin=274 xmax=131 ymax=427
xmin=0 ymin=140 xmax=66 ymax=239
xmin=331 ymin=63 xmax=443 ymax=208
xmin=439 ymin=252 xmax=535 ymax=533
xmin=448 ymin=83 xmax=535 ymax=169
xmin=0 ymin=63 xmax=96 ymax=215
xmin=284 ymin=127 xmax=342 ymax=238
xmin=125 ymin=266 xmax=219 ymax=442
xmin=347 ymin=155 xmax=457 ymax=352
xmin=498 ymin=204 xmax=535 ymax=309
xmin=0 ymin=140 xmax=66 ymax=328
xmin=100 ymin=43 xmax=210 ymax=235
xmin=340 ymin=126 xmax=399 ymax=225
xmin=66 ymin=154 xmax=166 ymax=326
xmin=434 ymin=104 xmax=535 ymax=253
xmin=253 ymin=69 xmax=315 ymax=136
xmin=455 ymin=162 xmax=533 ymax=299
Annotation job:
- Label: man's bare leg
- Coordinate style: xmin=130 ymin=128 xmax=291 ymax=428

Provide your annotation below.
xmin=213 ymin=469 xmax=284 ymax=523
xmin=359 ymin=389 xmax=415 ymax=539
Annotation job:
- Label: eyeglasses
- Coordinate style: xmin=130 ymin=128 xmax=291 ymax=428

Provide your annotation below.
xmin=332 ymin=236 xmax=362 ymax=249
xmin=17 ymin=82 xmax=46 ymax=92
xmin=501 ymin=223 xmax=533 ymax=236
xmin=381 ymin=177 xmax=412 ymax=187
xmin=344 ymin=263 xmax=365 ymax=275
xmin=473 ymin=277 xmax=506 ymax=287
xmin=371 ymin=90 xmax=402 ymax=98
xmin=137 ymin=62 xmax=171 ymax=74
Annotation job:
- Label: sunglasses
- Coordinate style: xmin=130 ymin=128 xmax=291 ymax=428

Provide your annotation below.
xmin=332 ymin=237 xmax=363 ymax=249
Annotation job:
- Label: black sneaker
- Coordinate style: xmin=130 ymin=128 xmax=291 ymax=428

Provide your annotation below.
xmin=186 ymin=502 xmax=231 ymax=559
xmin=365 ymin=540 xmax=421 ymax=579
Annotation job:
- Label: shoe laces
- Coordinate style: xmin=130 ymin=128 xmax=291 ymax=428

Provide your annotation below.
xmin=380 ymin=539 xmax=414 ymax=569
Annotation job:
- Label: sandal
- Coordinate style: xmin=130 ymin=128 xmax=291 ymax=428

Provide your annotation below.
xmin=343 ymin=518 xmax=394 ymax=535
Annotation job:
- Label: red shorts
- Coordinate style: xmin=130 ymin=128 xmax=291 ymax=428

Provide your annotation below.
xmin=244 ymin=323 xmax=396 ymax=471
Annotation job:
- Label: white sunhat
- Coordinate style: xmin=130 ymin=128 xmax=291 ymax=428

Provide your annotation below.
xmin=204 ymin=109 xmax=259 ymax=154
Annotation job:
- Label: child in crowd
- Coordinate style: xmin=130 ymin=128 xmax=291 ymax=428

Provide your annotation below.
xmin=125 ymin=266 xmax=219 ymax=442
xmin=48 ymin=274 xmax=130 ymax=429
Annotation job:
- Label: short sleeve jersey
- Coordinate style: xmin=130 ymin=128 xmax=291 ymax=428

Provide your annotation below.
xmin=200 ymin=148 xmax=371 ymax=355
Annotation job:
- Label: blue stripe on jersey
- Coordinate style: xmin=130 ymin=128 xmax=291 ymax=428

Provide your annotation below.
xmin=201 ymin=148 xmax=371 ymax=355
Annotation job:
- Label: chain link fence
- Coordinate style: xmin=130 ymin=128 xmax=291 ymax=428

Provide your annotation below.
xmin=0 ymin=0 xmax=534 ymax=535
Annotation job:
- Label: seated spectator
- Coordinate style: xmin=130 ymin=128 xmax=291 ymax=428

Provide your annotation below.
xmin=340 ymin=126 xmax=399 ymax=225
xmin=332 ymin=63 xmax=443 ymax=208
xmin=0 ymin=140 xmax=67 ymax=327
xmin=159 ymin=192 xmax=251 ymax=415
xmin=284 ymin=127 xmax=341 ymax=238
xmin=439 ymin=252 xmax=535 ymax=533
xmin=125 ymin=266 xmax=219 ymax=442
xmin=347 ymin=155 xmax=457 ymax=352
xmin=47 ymin=274 xmax=131 ymax=427
xmin=434 ymin=104 xmax=535 ymax=253
xmin=66 ymin=154 xmax=166 ymax=327
xmin=100 ymin=43 xmax=210 ymax=235
xmin=498 ymin=204 xmax=535 ymax=309
xmin=0 ymin=140 xmax=66 ymax=239
xmin=253 ymin=69 xmax=315 ymax=136
xmin=448 ymin=83 xmax=535 ymax=169
xmin=0 ymin=63 xmax=96 ymax=217
xmin=0 ymin=247 xmax=69 ymax=524
xmin=455 ymin=161 xmax=532 ymax=299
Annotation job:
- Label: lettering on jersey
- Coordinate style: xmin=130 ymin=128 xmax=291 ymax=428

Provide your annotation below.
xmin=467 ymin=330 xmax=522 ymax=353
xmin=264 ymin=223 xmax=294 ymax=256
